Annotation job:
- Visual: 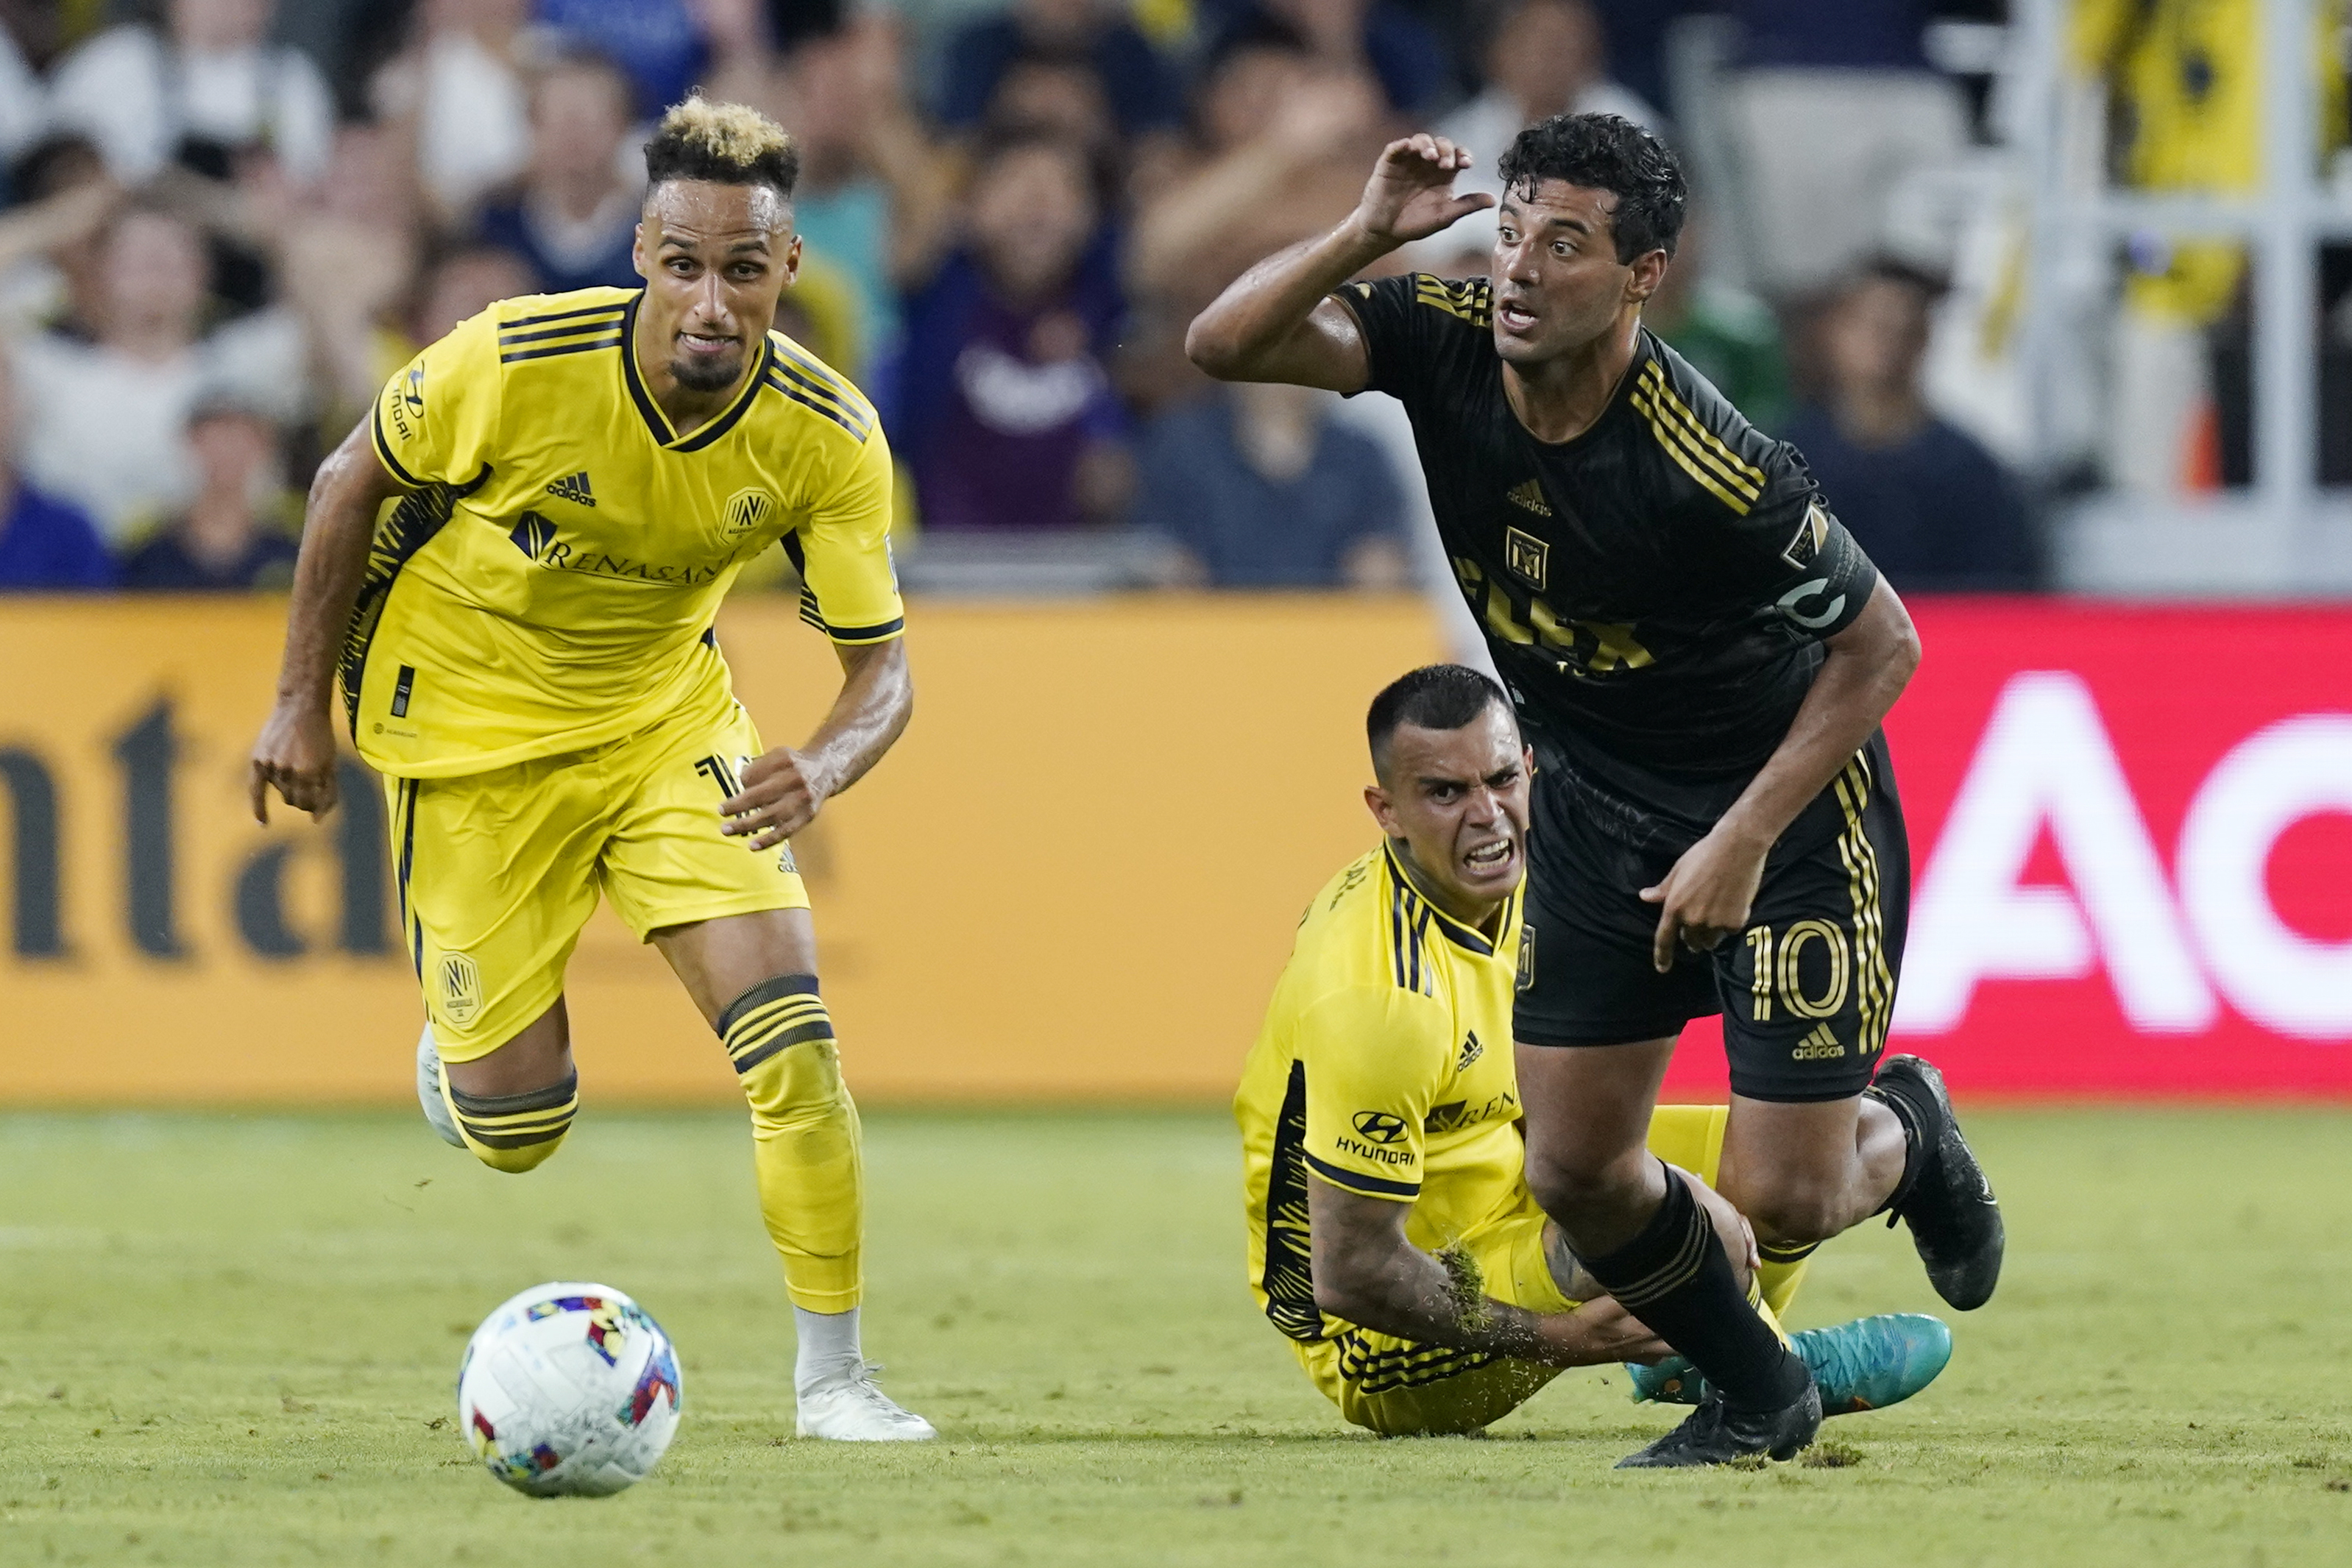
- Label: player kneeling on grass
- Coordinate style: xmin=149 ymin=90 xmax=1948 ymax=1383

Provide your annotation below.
xmin=248 ymin=96 xmax=928 ymax=1441
xmin=1236 ymin=666 xmax=1948 ymax=1438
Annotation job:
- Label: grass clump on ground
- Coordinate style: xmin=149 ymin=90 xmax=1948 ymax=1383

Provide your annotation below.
xmin=2 ymin=1106 xmax=2348 ymax=1566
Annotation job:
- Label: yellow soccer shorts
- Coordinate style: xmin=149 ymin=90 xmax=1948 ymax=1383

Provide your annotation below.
xmin=1294 ymin=1105 xmax=1748 ymax=1436
xmin=385 ymin=695 xmax=809 ymax=1060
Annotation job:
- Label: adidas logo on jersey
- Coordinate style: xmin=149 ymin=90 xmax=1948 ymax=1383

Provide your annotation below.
xmin=1507 ymin=479 xmax=1552 ymax=517
xmin=546 ymin=471 xmax=596 ymax=507
xmin=1456 ymin=1030 xmax=1484 ymax=1071
xmin=1790 ymin=1023 xmax=1846 ymax=1061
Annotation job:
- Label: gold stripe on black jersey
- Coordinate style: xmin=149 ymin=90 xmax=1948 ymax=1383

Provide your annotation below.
xmin=1635 ymin=363 xmax=1765 ymax=498
xmin=1413 ymin=274 xmax=1492 ymax=327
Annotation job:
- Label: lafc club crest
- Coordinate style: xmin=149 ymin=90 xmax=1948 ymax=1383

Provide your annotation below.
xmin=1782 ymin=501 xmax=1830 ymax=570
xmin=721 ymin=488 xmax=776 ymax=538
xmin=1506 ymin=526 xmax=1549 ymax=589
xmin=439 ymin=952 xmax=483 ymax=1026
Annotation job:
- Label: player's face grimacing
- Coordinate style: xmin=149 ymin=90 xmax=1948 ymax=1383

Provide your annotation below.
xmin=1367 ymin=705 xmax=1533 ymax=925
xmin=1490 ymin=179 xmax=1663 ymax=366
xmin=634 ymin=180 xmax=802 ymax=394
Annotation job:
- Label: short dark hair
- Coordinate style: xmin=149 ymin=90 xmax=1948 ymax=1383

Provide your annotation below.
xmin=1495 ymin=113 xmax=1685 ymax=263
xmin=642 ymin=95 xmax=800 ymax=201
xmin=1367 ymin=665 xmax=1512 ymax=778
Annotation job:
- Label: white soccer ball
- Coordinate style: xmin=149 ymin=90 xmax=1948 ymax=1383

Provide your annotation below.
xmin=456 ymin=1280 xmax=684 ymax=1497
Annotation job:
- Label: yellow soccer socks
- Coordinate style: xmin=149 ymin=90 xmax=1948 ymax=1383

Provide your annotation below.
xmin=717 ymin=974 xmax=865 ymax=1313
xmin=440 ymin=1070 xmax=579 ymax=1174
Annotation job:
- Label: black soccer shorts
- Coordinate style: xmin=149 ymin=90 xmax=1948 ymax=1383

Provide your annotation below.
xmin=1514 ymin=730 xmax=1911 ymax=1102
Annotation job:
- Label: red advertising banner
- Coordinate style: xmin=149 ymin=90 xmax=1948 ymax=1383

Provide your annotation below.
xmin=1662 ymin=600 xmax=2352 ymax=1099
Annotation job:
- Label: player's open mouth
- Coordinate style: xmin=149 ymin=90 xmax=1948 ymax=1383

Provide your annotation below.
xmin=679 ymin=331 xmax=737 ymax=355
xmin=1463 ymin=838 xmax=1515 ymax=873
xmin=1497 ymin=300 xmax=1537 ymax=330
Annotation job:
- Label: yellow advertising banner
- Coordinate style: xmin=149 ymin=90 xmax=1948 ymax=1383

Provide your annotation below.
xmin=0 ymin=596 xmax=1440 ymax=1104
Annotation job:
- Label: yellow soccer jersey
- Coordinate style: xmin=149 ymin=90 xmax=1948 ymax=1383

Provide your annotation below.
xmin=1236 ymin=843 xmax=1528 ymax=1344
xmin=350 ymin=286 xmax=903 ymax=778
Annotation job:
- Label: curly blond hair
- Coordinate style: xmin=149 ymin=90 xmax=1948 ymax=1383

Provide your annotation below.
xmin=643 ymin=95 xmax=799 ymax=198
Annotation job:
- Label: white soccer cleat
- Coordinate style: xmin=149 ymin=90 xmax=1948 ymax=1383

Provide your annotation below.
xmin=416 ymin=1025 xmax=466 ymax=1149
xmin=793 ymin=1364 xmax=936 ymax=1441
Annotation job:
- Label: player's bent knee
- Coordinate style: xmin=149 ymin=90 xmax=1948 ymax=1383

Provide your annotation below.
xmin=446 ymin=1071 xmax=579 ymax=1174
xmin=715 ymin=973 xmax=849 ymax=1120
xmin=1523 ymin=1146 xmax=1649 ymax=1231
xmin=1738 ymin=1180 xmax=1849 ymax=1247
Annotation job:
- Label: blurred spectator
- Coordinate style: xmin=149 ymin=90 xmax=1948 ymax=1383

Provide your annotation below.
xmin=1782 ymin=263 xmax=2034 ymax=592
xmin=1130 ymin=382 xmax=1408 ymax=588
xmin=277 ymin=125 xmax=430 ymax=428
xmin=939 ymin=0 xmax=1182 ymax=141
xmin=120 ymin=391 xmax=300 ymax=590
xmin=46 ymin=0 xmax=336 ymax=188
xmin=1645 ymin=213 xmax=1790 ymax=433
xmin=1719 ymin=0 xmax=1967 ymax=297
xmin=536 ymin=0 xmax=707 ymax=121
xmin=0 ymin=20 xmax=45 ymax=167
xmin=413 ymin=244 xmax=539 ymax=347
xmin=1414 ymin=0 xmax=1661 ymax=266
xmin=1208 ymin=0 xmax=1448 ymax=116
xmin=475 ymin=50 xmax=645 ymax=296
xmin=0 ymin=135 xmax=116 ymax=338
xmin=1128 ymin=43 xmax=1386 ymax=314
xmin=10 ymin=201 xmax=302 ymax=541
xmin=0 ymin=350 xmax=114 ymax=589
xmin=376 ymin=0 xmax=534 ymax=222
xmin=890 ymin=136 xmax=1128 ymax=532
xmin=776 ymin=17 xmax=955 ymax=373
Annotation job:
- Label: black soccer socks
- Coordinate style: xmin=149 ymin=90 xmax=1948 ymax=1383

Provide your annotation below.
xmin=1581 ymin=1160 xmax=1810 ymax=1412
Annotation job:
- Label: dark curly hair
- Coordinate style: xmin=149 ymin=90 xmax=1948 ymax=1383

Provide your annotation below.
xmin=1495 ymin=113 xmax=1685 ymax=263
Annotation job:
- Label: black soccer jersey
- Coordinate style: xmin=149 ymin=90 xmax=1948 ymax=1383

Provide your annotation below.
xmin=1338 ymin=273 xmax=1880 ymax=784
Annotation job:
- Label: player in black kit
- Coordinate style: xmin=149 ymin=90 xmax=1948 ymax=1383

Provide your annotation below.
xmin=1187 ymin=114 xmax=2002 ymax=1467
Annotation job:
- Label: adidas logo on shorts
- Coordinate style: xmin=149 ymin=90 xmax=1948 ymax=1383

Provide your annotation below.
xmin=546 ymin=470 xmax=596 ymax=507
xmin=1790 ymin=1022 xmax=1846 ymax=1061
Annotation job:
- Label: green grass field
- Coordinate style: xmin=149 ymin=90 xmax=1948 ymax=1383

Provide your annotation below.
xmin=3 ymin=1106 xmax=2348 ymax=1567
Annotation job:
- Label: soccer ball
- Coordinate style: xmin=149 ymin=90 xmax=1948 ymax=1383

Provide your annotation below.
xmin=456 ymin=1281 xmax=684 ymax=1497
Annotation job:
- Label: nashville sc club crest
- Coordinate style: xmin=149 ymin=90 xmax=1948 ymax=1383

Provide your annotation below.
xmin=721 ymin=488 xmax=776 ymax=539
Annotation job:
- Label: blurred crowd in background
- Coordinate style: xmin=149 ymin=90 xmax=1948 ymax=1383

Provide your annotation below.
xmin=0 ymin=0 xmax=2314 ymax=599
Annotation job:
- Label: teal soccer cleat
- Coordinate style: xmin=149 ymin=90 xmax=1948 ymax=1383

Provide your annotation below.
xmin=1628 ymin=1313 xmax=1952 ymax=1416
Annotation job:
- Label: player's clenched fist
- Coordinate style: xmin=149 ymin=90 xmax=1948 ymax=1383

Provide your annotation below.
xmin=723 ymin=746 xmax=828 ymax=850
xmin=249 ymin=702 xmax=341 ymax=823
xmin=1350 ymin=134 xmax=1496 ymax=245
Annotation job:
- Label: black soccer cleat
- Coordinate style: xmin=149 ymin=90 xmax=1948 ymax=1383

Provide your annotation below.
xmin=1615 ymin=1375 xmax=1822 ymax=1469
xmin=1873 ymin=1054 xmax=2004 ymax=1312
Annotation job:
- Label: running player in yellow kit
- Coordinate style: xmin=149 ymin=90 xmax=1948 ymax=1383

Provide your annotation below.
xmin=248 ymin=97 xmax=929 ymax=1441
xmin=1237 ymin=665 xmax=1949 ymax=1436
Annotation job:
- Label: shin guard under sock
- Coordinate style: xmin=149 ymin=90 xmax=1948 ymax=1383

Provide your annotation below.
xmin=1581 ymin=1160 xmax=1809 ymax=1410
xmin=719 ymin=974 xmax=864 ymax=1313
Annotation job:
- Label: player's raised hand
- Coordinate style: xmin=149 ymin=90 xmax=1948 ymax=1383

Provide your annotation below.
xmin=1353 ymin=135 xmax=1495 ymax=245
xmin=1639 ymin=826 xmax=1772 ymax=973
xmin=723 ymin=746 xmax=828 ymax=850
xmin=248 ymin=700 xmax=341 ymax=823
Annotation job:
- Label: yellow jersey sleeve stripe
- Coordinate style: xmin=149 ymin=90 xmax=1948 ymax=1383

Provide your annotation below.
xmin=762 ymin=366 xmax=873 ymax=441
xmin=497 ymin=316 xmax=626 ymax=347
xmin=499 ymin=333 xmax=623 ymax=365
xmin=370 ymin=401 xmax=423 ymax=487
xmin=1303 ymin=1150 xmax=1420 ymax=1201
xmin=771 ymin=336 xmax=877 ymax=422
xmin=500 ymin=299 xmax=633 ymax=331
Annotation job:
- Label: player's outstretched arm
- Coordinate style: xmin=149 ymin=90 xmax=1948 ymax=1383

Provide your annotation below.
xmin=1185 ymin=134 xmax=1495 ymax=393
xmin=1640 ymin=579 xmax=1922 ymax=968
xmin=722 ymin=638 xmax=911 ymax=852
xmin=1307 ymin=1176 xmax=1668 ymax=1368
xmin=249 ymin=416 xmax=408 ymax=824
